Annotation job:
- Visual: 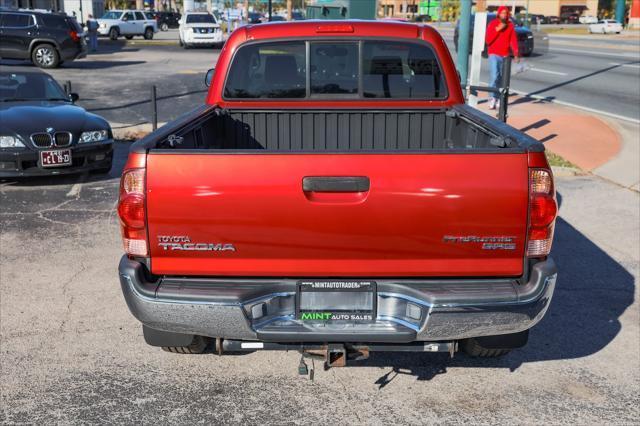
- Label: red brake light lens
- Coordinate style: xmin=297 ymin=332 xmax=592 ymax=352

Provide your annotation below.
xmin=316 ymin=24 xmax=354 ymax=33
xmin=69 ymin=30 xmax=80 ymax=42
xmin=118 ymin=168 xmax=147 ymax=256
xmin=527 ymin=168 xmax=557 ymax=258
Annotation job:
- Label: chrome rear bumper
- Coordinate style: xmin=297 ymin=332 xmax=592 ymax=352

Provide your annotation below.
xmin=119 ymin=256 xmax=557 ymax=342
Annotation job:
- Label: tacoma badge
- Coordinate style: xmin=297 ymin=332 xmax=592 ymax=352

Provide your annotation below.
xmin=157 ymin=235 xmax=236 ymax=252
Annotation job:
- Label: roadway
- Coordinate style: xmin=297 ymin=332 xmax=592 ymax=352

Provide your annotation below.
xmin=436 ymin=25 xmax=640 ymax=122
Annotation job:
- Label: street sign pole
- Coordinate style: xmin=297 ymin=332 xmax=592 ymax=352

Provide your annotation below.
xmin=468 ymin=12 xmax=487 ymax=107
xmin=456 ymin=0 xmax=472 ymax=90
xmin=616 ymin=0 xmax=626 ymax=24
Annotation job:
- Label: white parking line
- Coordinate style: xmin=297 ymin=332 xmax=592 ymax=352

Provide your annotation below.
xmin=530 ymin=68 xmax=568 ymax=76
xmin=549 ymin=47 xmax=639 ymax=58
xmin=608 ymin=62 xmax=640 ymax=69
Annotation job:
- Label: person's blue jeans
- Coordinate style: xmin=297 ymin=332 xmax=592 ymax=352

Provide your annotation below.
xmin=489 ymin=54 xmax=504 ymax=100
xmin=89 ymin=32 xmax=98 ymax=51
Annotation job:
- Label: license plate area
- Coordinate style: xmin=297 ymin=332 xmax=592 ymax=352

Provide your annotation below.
xmin=40 ymin=149 xmax=72 ymax=168
xmin=296 ymin=280 xmax=376 ymax=322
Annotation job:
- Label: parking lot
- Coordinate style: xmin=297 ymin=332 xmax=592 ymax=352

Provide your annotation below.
xmin=1 ymin=38 xmax=639 ymax=423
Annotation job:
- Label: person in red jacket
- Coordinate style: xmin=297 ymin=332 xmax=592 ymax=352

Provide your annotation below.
xmin=485 ymin=5 xmax=520 ymax=110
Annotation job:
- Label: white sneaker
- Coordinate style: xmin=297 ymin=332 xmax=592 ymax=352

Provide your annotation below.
xmin=488 ymin=98 xmax=496 ymax=110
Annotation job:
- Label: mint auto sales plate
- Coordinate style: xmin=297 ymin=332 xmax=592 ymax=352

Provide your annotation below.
xmin=296 ymin=280 xmax=376 ymax=322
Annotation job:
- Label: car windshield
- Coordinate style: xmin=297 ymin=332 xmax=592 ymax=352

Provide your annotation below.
xmin=186 ymin=14 xmax=214 ymax=24
xmin=0 ymin=72 xmax=68 ymax=102
xmin=101 ymin=11 xmax=122 ymax=20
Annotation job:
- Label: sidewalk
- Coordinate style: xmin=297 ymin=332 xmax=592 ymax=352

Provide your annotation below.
xmin=480 ymin=95 xmax=640 ymax=191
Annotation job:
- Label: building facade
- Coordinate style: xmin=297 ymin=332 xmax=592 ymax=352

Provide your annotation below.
xmin=482 ymin=0 xmax=600 ymax=17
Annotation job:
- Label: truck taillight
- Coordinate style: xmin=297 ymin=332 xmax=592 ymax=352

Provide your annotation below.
xmin=527 ymin=168 xmax=557 ymax=257
xmin=118 ymin=168 xmax=147 ymax=256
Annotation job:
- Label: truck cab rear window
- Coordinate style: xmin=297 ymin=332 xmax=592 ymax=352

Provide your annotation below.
xmin=224 ymin=39 xmax=446 ymax=100
xmin=224 ymin=41 xmax=306 ymax=99
xmin=362 ymin=41 xmax=443 ymax=98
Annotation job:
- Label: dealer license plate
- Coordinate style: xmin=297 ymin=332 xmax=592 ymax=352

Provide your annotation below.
xmin=297 ymin=280 xmax=376 ymax=322
xmin=40 ymin=149 xmax=72 ymax=168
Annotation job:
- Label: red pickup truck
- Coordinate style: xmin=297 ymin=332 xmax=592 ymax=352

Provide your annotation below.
xmin=117 ymin=21 xmax=558 ymax=367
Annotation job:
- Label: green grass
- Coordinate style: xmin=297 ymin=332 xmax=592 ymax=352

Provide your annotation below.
xmin=546 ymin=151 xmax=580 ymax=169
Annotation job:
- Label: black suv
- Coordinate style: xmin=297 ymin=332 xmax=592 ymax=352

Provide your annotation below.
xmin=0 ymin=10 xmax=86 ymax=68
xmin=148 ymin=11 xmax=181 ymax=31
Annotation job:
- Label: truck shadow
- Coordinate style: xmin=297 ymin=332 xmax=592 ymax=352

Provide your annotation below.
xmin=360 ymin=191 xmax=635 ymax=387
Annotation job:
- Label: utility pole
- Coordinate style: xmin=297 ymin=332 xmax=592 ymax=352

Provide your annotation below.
xmin=456 ymin=0 xmax=472 ymax=88
xmin=287 ymin=0 xmax=292 ymax=20
xmin=268 ymin=0 xmax=273 ymax=21
xmin=525 ymin=0 xmax=530 ymax=27
xmin=616 ymin=0 xmax=626 ymax=24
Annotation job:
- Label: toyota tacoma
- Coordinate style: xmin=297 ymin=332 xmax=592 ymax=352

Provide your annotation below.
xmin=117 ymin=21 xmax=558 ymax=369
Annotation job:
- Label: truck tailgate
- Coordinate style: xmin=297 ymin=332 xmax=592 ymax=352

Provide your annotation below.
xmin=146 ymin=153 xmax=528 ymax=277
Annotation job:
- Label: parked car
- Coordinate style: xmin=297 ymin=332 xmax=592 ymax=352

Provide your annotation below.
xmin=178 ymin=12 xmax=223 ymax=49
xmin=589 ymin=19 xmax=623 ymax=34
xmin=147 ymin=11 xmax=181 ymax=31
xmin=248 ymin=12 xmax=263 ymax=24
xmin=97 ymin=10 xmax=158 ymax=40
xmin=579 ymin=15 xmax=598 ymax=24
xmin=454 ymin=13 xmax=534 ymax=57
xmin=413 ymin=14 xmax=432 ymax=22
xmin=117 ymin=21 xmax=558 ymax=365
xmin=561 ymin=13 xmax=580 ymax=24
xmin=0 ymin=70 xmax=113 ymax=177
xmin=547 ymin=16 xmax=561 ymax=24
xmin=0 ymin=10 xmax=86 ymax=68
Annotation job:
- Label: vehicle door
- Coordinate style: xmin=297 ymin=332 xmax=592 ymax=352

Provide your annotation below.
xmin=134 ymin=12 xmax=147 ymax=33
xmin=120 ymin=11 xmax=136 ymax=34
xmin=0 ymin=13 xmax=35 ymax=59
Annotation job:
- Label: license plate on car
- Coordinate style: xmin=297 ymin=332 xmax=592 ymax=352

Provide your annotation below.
xmin=40 ymin=149 xmax=71 ymax=168
xmin=297 ymin=280 xmax=376 ymax=322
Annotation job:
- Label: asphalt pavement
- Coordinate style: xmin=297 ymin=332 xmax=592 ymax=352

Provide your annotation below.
xmin=1 ymin=25 xmax=639 ymax=424
xmin=435 ymin=25 xmax=640 ymax=122
xmin=0 ymin=143 xmax=638 ymax=422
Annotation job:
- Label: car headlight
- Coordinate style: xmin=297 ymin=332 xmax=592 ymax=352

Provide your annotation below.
xmin=79 ymin=130 xmax=109 ymax=143
xmin=189 ymin=27 xmax=194 ymax=33
xmin=100 ymin=23 xmax=106 ymax=28
xmin=0 ymin=136 xmax=25 ymax=148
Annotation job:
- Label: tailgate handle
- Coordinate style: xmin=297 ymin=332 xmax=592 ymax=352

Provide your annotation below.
xmin=303 ymin=176 xmax=370 ymax=193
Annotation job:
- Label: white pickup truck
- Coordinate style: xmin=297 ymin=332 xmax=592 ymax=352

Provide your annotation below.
xmin=97 ymin=10 xmax=158 ymax=40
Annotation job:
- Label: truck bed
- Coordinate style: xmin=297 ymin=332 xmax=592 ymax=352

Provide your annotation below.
xmin=140 ymin=105 xmax=541 ymax=153
xmin=134 ymin=106 xmax=541 ymax=278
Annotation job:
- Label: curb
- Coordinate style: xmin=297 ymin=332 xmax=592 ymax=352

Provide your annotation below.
xmin=551 ymin=166 xmax=584 ymax=177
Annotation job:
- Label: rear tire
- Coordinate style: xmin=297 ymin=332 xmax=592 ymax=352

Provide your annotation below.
xmin=162 ymin=335 xmax=209 ymax=354
xmin=161 ymin=22 xmax=169 ymax=31
xmin=460 ymin=339 xmax=511 ymax=357
xmin=31 ymin=44 xmax=59 ymax=69
xmin=144 ymin=27 xmax=154 ymax=40
xmin=460 ymin=330 xmax=529 ymax=358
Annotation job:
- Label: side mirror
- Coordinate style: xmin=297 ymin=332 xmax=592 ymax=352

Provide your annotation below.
xmin=69 ymin=93 xmax=79 ymax=103
xmin=121 ymin=16 xmax=128 ymax=21
xmin=205 ymin=68 xmax=215 ymax=87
